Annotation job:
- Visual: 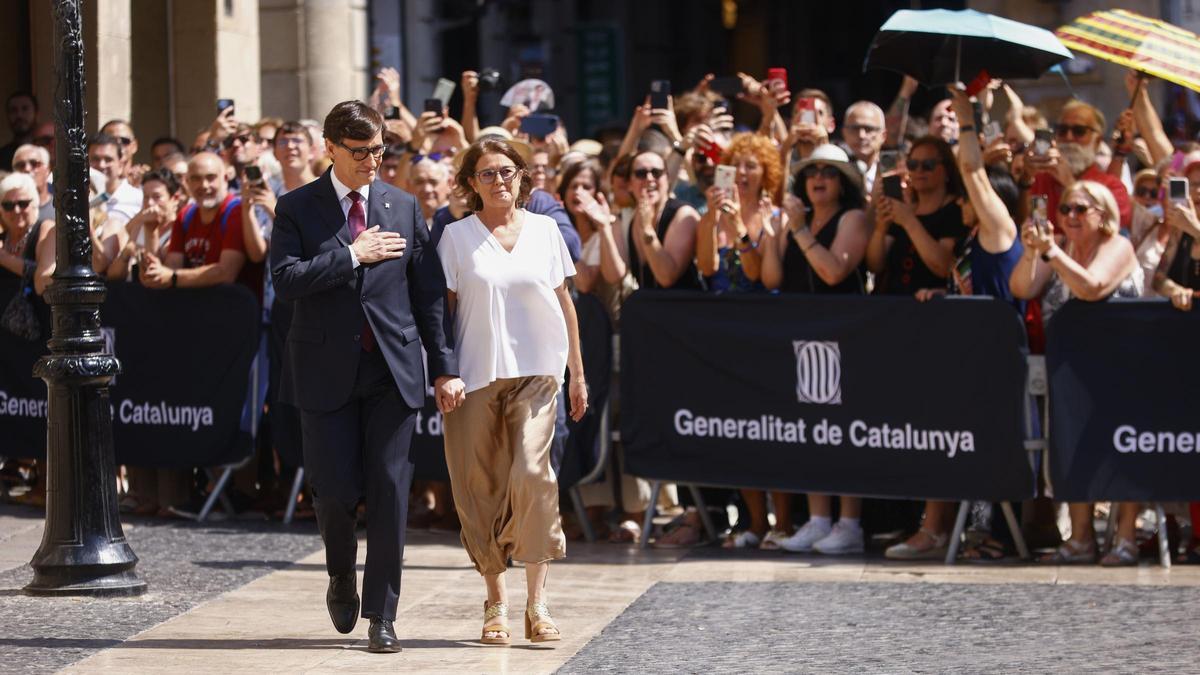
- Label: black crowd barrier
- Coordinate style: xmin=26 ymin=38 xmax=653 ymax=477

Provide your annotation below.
xmin=1047 ymin=298 xmax=1200 ymax=502
xmin=0 ymin=281 xmax=259 ymax=467
xmin=620 ymin=291 xmax=1037 ymax=502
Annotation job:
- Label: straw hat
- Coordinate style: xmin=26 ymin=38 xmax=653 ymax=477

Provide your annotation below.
xmin=792 ymin=144 xmax=863 ymax=191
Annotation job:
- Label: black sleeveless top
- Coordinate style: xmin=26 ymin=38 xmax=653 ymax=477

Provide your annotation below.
xmin=628 ymin=198 xmax=704 ymax=291
xmin=1167 ymin=233 xmax=1200 ymax=288
xmin=780 ymin=208 xmax=865 ymax=295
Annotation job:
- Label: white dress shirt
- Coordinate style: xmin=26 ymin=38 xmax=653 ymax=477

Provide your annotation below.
xmin=329 ymin=169 xmax=369 ymax=268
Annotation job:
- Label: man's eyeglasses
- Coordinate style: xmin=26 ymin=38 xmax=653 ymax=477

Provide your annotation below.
xmin=802 ymin=165 xmax=841 ymax=180
xmin=845 ymin=124 xmax=882 ymax=135
xmin=906 ymin=158 xmax=941 ymax=172
xmin=335 ymin=141 xmax=386 ymax=162
xmin=632 ymin=167 xmax=665 ymax=180
xmin=1055 ymin=124 xmax=1097 ymax=140
xmin=1058 ymin=203 xmax=1093 ymax=216
xmin=13 ymin=160 xmax=44 ymax=171
xmin=474 ymin=166 xmax=521 ymax=184
xmin=1 ymin=200 xmax=33 ymax=212
xmin=531 ymin=164 xmax=557 ymax=178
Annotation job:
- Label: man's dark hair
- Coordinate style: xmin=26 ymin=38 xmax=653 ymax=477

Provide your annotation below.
xmin=151 ymin=136 xmax=186 ymax=155
xmin=323 ymin=100 xmax=383 ymax=144
xmin=273 ymin=121 xmax=309 ymax=144
xmin=7 ymin=91 xmax=37 ymax=111
xmin=140 ymin=167 xmax=182 ymax=196
xmin=382 ymin=144 xmax=406 ymax=162
xmin=88 ymin=132 xmax=123 ymax=158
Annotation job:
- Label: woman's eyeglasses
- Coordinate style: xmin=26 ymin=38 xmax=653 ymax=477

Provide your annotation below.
xmin=1055 ymin=124 xmax=1097 ymax=140
xmin=474 ymin=166 xmax=521 ymax=184
xmin=1 ymin=200 xmax=33 ymax=212
xmin=1057 ymin=203 xmax=1093 ymax=216
xmin=335 ymin=141 xmax=386 ymax=161
xmin=802 ymin=165 xmax=841 ymax=180
xmin=905 ymin=158 xmax=940 ymax=172
xmin=633 ymin=167 xmax=665 ymax=180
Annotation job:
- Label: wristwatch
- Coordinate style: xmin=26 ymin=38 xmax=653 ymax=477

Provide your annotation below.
xmin=170 ymin=270 xmax=178 ymax=288
xmin=671 ymin=140 xmax=686 ymax=155
xmin=643 ymin=231 xmax=656 ymax=245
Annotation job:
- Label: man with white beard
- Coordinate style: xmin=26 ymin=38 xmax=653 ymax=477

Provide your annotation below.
xmin=1020 ymin=100 xmax=1131 ymax=231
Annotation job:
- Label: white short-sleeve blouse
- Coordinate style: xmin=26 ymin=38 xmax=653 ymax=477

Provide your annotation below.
xmin=437 ymin=210 xmax=577 ymax=393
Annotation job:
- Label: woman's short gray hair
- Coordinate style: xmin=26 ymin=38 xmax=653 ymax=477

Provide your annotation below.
xmin=0 ymin=171 xmax=38 ymax=202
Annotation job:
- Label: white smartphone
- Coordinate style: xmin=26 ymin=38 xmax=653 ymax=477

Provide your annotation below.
xmin=432 ymin=78 xmax=456 ymax=107
xmin=1032 ymin=195 xmax=1049 ymax=233
xmin=1169 ymin=177 xmax=1189 ymax=203
xmin=983 ymin=121 xmax=1003 ymax=145
xmin=714 ymin=165 xmax=736 ymax=191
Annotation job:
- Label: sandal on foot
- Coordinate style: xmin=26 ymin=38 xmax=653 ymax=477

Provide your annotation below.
xmin=884 ymin=528 xmax=948 ymax=560
xmin=481 ymin=600 xmax=511 ymax=645
xmin=960 ymin=534 xmax=1008 ymax=562
xmin=654 ymin=523 xmax=701 ymax=548
xmin=721 ymin=530 xmax=762 ymax=550
xmin=1040 ymin=538 xmax=1096 ymax=564
xmin=1100 ymin=538 xmax=1139 ymax=567
xmin=608 ymin=520 xmax=641 ymax=544
xmin=524 ymin=602 xmax=561 ymax=643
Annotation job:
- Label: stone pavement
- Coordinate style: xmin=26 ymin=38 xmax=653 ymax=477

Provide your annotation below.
xmin=2 ymin=503 xmax=1199 ymax=674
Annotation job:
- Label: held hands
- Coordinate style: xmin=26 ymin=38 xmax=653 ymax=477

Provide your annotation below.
xmin=351 ymin=225 xmax=407 ymax=264
xmin=1169 ymin=285 xmax=1195 ymax=311
xmin=139 ymin=252 xmax=173 ymax=289
xmin=434 ymin=375 xmax=466 ymax=414
xmin=568 ymin=377 xmax=588 ymax=422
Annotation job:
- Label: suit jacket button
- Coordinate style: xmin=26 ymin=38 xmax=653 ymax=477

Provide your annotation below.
xmin=353 ymin=334 xmax=361 ymax=341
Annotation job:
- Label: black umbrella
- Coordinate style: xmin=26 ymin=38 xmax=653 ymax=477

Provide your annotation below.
xmin=863 ymin=8 xmax=1073 ymax=84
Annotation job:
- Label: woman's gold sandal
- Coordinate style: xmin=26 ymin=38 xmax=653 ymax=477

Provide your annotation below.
xmin=524 ymin=602 xmax=561 ymax=643
xmin=481 ymin=600 xmax=511 ymax=645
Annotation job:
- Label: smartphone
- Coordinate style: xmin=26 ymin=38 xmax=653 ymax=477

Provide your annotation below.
xmin=216 ymin=98 xmax=235 ymax=116
xmin=1169 ymin=177 xmax=1189 ymax=203
xmin=432 ymin=77 xmax=456 ymax=107
xmin=519 ymin=113 xmax=559 ymax=139
xmin=878 ymin=150 xmax=898 ymax=173
xmin=983 ymin=121 xmax=1003 ymax=145
xmin=1031 ymin=195 xmax=1049 ymax=233
xmin=882 ymin=174 xmax=904 ymax=201
xmin=1033 ymin=128 xmax=1053 ymax=156
xmin=385 ymin=105 xmax=401 ymax=121
xmin=714 ymin=165 xmax=736 ymax=192
xmin=423 ymin=98 xmax=444 ymax=114
xmin=699 ymin=139 xmax=722 ymax=164
xmin=797 ymin=98 xmax=816 ymax=126
xmin=766 ymin=67 xmax=788 ymax=91
xmin=243 ymin=165 xmax=263 ymax=186
xmin=708 ymin=76 xmax=743 ymax=97
xmin=650 ymin=80 xmax=671 ymax=109
xmin=972 ymin=100 xmax=985 ymax=132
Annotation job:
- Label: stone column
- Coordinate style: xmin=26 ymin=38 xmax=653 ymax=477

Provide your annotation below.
xmin=260 ymin=0 xmax=368 ymax=121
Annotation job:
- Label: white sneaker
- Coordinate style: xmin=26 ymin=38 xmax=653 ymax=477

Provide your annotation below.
xmin=780 ymin=519 xmax=831 ymax=553
xmin=813 ymin=521 xmax=865 ymax=555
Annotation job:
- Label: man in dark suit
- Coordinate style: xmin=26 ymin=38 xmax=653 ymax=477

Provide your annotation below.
xmin=270 ymin=101 xmax=465 ymax=653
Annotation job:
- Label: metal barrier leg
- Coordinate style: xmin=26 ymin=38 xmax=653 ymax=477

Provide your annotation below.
xmin=197 ymin=467 xmax=234 ymax=523
xmin=570 ymin=486 xmax=595 ymax=543
xmin=944 ymin=500 xmax=970 ymax=565
xmin=1103 ymin=505 xmax=1119 ymax=555
xmin=283 ymin=467 xmax=304 ymax=525
xmin=639 ymin=481 xmax=661 ymax=550
xmin=1001 ymin=501 xmax=1030 ymax=560
xmin=687 ymin=484 xmax=718 ymax=544
xmin=1155 ymin=504 xmax=1172 ymax=569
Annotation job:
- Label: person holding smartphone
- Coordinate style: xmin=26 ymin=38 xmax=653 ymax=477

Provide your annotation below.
xmin=867 ymin=136 xmax=963 ymax=295
xmin=1010 ymin=180 xmax=1142 ymax=566
xmin=758 ymin=144 xmax=870 ymax=555
xmin=1154 ymin=162 xmax=1200 ymax=311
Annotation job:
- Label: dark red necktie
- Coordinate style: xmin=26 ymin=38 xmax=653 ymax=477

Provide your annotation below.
xmin=346 ymin=191 xmax=375 ymax=352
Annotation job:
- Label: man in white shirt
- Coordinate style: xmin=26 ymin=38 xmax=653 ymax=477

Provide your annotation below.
xmin=841 ymin=101 xmax=887 ymax=194
xmin=88 ymin=132 xmax=142 ymax=229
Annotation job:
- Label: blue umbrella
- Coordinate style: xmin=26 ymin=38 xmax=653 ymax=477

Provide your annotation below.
xmin=864 ymin=8 xmax=1073 ymax=84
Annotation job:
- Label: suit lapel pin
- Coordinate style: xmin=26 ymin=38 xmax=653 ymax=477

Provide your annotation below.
xmin=384 ymin=201 xmax=390 ymax=209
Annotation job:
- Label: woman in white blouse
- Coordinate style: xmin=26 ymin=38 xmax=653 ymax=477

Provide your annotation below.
xmin=438 ymin=136 xmax=587 ymax=645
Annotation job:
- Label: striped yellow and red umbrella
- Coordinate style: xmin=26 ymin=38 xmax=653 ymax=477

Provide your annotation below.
xmin=1055 ymin=9 xmax=1200 ymax=92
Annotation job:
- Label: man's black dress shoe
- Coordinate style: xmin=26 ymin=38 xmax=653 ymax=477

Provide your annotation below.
xmin=368 ymin=618 xmax=402 ymax=653
xmin=326 ymin=572 xmax=359 ymax=634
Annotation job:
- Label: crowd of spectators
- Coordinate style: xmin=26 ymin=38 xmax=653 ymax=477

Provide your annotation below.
xmin=0 ymin=50 xmax=1198 ymax=566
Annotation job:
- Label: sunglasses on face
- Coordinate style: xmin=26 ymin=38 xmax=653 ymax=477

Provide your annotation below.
xmin=1 ymin=200 xmax=33 ymax=212
xmin=224 ymin=134 xmax=253 ymax=148
xmin=474 ymin=166 xmax=521 ymax=184
xmin=116 ymin=136 xmax=134 ymax=146
xmin=1058 ymin=203 xmax=1093 ymax=216
xmin=13 ymin=160 xmax=43 ymax=171
xmin=845 ymin=124 xmax=882 ymax=135
xmin=335 ymin=141 xmax=386 ymax=161
xmin=1055 ymin=124 xmax=1096 ymax=140
xmin=633 ymin=167 xmax=665 ymax=180
xmin=1134 ymin=186 xmax=1160 ymax=199
xmin=906 ymin=158 xmax=941 ymax=172
xmin=410 ymin=152 xmax=446 ymax=165
xmin=802 ymin=165 xmax=841 ymax=180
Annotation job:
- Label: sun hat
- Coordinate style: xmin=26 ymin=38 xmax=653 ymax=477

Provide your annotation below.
xmin=792 ymin=144 xmax=863 ymax=191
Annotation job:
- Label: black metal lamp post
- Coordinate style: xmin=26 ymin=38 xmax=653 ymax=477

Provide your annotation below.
xmin=23 ymin=0 xmax=146 ymax=597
